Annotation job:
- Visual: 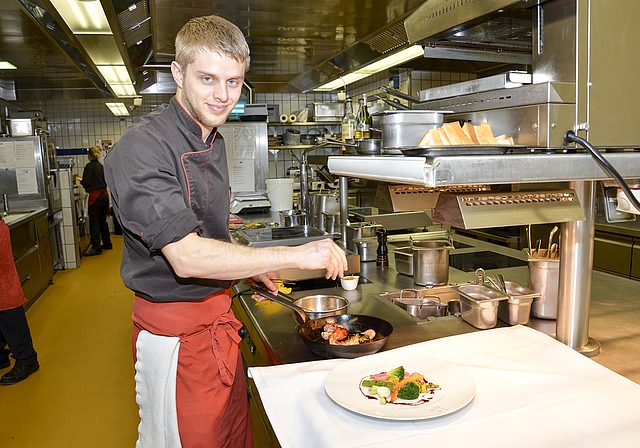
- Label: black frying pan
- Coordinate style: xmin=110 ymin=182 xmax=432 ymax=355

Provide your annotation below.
xmin=251 ymin=286 xmax=393 ymax=359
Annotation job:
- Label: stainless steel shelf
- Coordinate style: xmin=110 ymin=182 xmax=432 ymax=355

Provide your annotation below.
xmin=327 ymin=151 xmax=640 ymax=186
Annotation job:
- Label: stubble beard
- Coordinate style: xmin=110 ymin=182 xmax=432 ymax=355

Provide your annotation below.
xmin=181 ymin=84 xmax=227 ymax=129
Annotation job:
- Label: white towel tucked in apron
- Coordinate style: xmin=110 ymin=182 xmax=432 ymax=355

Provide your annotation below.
xmin=134 ymin=329 xmax=182 ymax=448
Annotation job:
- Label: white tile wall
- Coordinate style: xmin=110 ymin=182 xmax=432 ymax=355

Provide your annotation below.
xmin=1 ymin=67 xmax=476 ymax=189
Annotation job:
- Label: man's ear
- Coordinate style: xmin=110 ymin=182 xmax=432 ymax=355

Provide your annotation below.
xmin=171 ymin=61 xmax=184 ymax=89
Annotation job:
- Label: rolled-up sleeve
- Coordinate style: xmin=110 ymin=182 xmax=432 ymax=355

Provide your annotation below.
xmin=105 ymin=127 xmax=201 ymax=251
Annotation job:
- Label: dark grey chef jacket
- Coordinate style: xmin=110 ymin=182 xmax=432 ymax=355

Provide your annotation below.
xmin=104 ymin=97 xmax=233 ymax=302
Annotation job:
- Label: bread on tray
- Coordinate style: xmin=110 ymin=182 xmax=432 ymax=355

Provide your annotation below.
xmin=418 ymin=122 xmax=512 ymax=146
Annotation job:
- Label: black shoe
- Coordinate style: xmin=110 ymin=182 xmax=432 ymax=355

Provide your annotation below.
xmin=84 ymin=247 xmax=102 ymax=256
xmin=0 ymin=357 xmax=10 ymax=370
xmin=101 ymin=244 xmax=113 ymax=250
xmin=1 ymin=361 xmax=39 ymax=385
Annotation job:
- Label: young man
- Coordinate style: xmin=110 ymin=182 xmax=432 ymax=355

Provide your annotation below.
xmin=104 ymin=15 xmax=347 ymax=448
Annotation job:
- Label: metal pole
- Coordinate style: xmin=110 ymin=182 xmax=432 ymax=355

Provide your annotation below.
xmin=556 ymin=180 xmax=600 ymax=356
xmin=299 ymin=152 xmax=310 ymax=226
xmin=339 ymin=176 xmax=349 ymax=248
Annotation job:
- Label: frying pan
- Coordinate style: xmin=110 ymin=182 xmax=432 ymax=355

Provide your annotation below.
xmin=252 ymin=285 xmax=393 ymax=359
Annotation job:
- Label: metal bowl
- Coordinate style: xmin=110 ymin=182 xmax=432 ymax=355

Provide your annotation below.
xmin=292 ymin=294 xmax=348 ymax=323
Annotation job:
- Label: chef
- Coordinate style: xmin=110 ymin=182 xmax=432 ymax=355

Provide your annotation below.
xmin=104 ymin=14 xmax=347 ymax=448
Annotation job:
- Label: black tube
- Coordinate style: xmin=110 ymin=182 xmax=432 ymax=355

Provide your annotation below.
xmin=564 ymin=130 xmax=640 ymax=212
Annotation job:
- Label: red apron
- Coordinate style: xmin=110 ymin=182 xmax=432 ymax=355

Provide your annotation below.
xmin=0 ymin=219 xmax=27 ymax=311
xmin=132 ymin=290 xmax=253 ymax=448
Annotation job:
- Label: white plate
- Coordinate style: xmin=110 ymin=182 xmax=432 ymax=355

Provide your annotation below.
xmin=324 ymin=353 xmax=476 ymax=420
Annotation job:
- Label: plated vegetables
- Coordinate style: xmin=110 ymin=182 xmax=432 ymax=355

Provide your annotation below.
xmin=360 ymin=365 xmax=440 ymax=405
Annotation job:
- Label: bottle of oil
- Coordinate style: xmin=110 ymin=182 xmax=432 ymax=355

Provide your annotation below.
xmin=341 ymin=98 xmax=356 ymax=142
xmin=355 ymin=94 xmax=371 ymax=139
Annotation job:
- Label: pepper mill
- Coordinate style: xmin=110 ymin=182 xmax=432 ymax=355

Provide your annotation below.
xmin=376 ymin=227 xmax=388 ymax=267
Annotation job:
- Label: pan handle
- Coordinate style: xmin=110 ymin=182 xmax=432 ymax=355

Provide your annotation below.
xmin=251 ymin=285 xmax=309 ymax=323
xmin=378 ymin=86 xmax=423 ymax=104
xmin=323 ymin=137 xmax=357 ymax=148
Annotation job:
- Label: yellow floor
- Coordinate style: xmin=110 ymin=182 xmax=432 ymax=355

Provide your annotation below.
xmin=0 ymin=235 xmax=139 ymax=447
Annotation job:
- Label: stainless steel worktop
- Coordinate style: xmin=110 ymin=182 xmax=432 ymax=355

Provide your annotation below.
xmin=232 ymin=230 xmax=640 ymax=384
xmin=233 ymin=233 xmax=538 ymax=365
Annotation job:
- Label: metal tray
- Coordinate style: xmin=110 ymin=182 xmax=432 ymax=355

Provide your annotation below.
xmin=400 ymin=145 xmax=527 ymax=157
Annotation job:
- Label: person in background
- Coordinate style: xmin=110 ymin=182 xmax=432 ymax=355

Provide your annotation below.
xmin=81 ymin=146 xmax=112 ymax=256
xmin=104 ymin=15 xmax=347 ymax=448
xmin=0 ymin=216 xmax=39 ymax=385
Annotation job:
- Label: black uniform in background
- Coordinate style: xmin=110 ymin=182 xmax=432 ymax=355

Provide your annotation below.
xmin=81 ymin=158 xmax=112 ymax=254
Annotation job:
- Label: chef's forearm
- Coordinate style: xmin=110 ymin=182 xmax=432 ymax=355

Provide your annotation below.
xmin=162 ymin=232 xmax=298 ymax=280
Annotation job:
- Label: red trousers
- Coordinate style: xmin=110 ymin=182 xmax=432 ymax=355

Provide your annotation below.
xmin=132 ymin=291 xmax=253 ymax=448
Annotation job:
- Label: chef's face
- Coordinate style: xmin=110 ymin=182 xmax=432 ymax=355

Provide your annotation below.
xmin=171 ymin=50 xmax=245 ymax=135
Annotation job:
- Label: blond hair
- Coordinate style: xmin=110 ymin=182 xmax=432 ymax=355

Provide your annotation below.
xmin=88 ymin=146 xmax=101 ymax=160
xmin=175 ymin=15 xmax=250 ymax=72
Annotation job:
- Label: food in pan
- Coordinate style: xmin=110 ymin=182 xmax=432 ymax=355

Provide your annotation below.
xmin=321 ymin=323 xmax=376 ymax=345
xmin=360 ymin=365 xmax=441 ymax=405
xmin=418 ymin=121 xmax=514 ymax=146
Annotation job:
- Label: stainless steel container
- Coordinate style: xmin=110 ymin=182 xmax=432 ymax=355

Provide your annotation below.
xmin=322 ymin=211 xmax=340 ymax=235
xmin=346 ymin=222 xmax=382 ymax=252
xmin=374 ymin=110 xmax=446 ymax=149
xmin=393 ymin=247 xmax=413 ymax=276
xmin=353 ymin=237 xmax=378 ymax=262
xmin=310 ymin=193 xmax=339 ymax=230
xmin=306 ymin=102 xmax=344 ymax=122
xmin=393 ymin=295 xmax=446 ymax=319
xmin=527 ymin=256 xmax=560 ymax=319
xmin=279 ymin=209 xmax=306 ymax=227
xmin=411 ymin=239 xmax=453 ymax=286
xmin=453 ymin=284 xmax=509 ymax=330
xmin=495 ymin=281 xmax=538 ymax=326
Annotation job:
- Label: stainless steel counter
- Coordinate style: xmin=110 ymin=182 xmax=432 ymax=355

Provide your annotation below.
xmin=233 ymin=231 xmax=640 ymax=384
xmin=233 ymin=234 xmax=538 ymax=365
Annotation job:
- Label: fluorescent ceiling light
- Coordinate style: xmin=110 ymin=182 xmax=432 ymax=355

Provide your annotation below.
xmin=314 ymin=45 xmax=425 ymax=91
xmin=110 ymin=84 xmax=137 ymax=97
xmin=50 ymin=0 xmax=111 ymax=34
xmin=105 ymin=102 xmax=129 ymax=116
xmin=0 ymin=61 xmax=17 ymax=70
xmin=97 ymin=65 xmax=132 ymax=84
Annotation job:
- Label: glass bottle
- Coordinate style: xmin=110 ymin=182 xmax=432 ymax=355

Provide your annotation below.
xmin=341 ymin=98 xmax=356 ymax=142
xmin=355 ymin=94 xmax=371 ymax=139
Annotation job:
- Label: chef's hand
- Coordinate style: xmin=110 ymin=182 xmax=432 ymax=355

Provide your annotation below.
xmin=247 ymin=272 xmax=279 ymax=302
xmin=297 ymin=239 xmax=348 ymax=280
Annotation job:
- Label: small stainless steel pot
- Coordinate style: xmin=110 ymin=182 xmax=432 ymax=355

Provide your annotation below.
xmin=279 ymin=209 xmax=306 ymax=227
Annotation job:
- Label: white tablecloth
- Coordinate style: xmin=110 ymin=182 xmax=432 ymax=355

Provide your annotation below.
xmin=248 ymin=325 xmax=640 ymax=448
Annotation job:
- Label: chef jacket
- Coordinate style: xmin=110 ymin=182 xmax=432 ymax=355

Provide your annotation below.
xmin=81 ymin=158 xmax=107 ymax=192
xmin=104 ymin=97 xmax=233 ymax=303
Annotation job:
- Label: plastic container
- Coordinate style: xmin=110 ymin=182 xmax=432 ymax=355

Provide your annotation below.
xmin=265 ymin=178 xmax=294 ymax=211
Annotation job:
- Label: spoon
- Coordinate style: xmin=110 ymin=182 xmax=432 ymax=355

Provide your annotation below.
xmin=548 ymin=226 xmax=559 ymax=255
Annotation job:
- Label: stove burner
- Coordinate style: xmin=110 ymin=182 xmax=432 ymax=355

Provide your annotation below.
xmin=449 ymin=250 xmax=527 ymax=273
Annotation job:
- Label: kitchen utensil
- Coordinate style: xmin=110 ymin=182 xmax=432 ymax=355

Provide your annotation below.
xmin=496 ymin=274 xmax=507 ymax=292
xmin=393 ymin=247 xmax=413 ymax=276
xmin=410 ymin=237 xmax=454 ymax=286
xmin=549 ymin=243 xmax=559 ymax=259
xmin=373 ymin=110 xmax=448 ymax=149
xmin=452 ymin=284 xmax=509 ymax=329
xmin=251 ymin=286 xmax=393 ymax=358
xmin=353 ymin=237 xmax=378 ymax=262
xmin=393 ymin=295 xmax=447 ymax=319
xmin=283 ymin=129 xmax=301 ymax=145
xmin=525 ymin=255 xmax=560 ymax=319
xmin=324 ymin=138 xmax=383 ymax=155
xmin=494 ymin=281 xmax=538 ymax=326
xmin=547 ymin=225 xmax=559 ymax=253
xmin=279 ymin=209 xmax=306 ymax=227
xmin=527 ymin=224 xmax=533 ymax=256
xmin=340 ymin=275 xmax=359 ymax=291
